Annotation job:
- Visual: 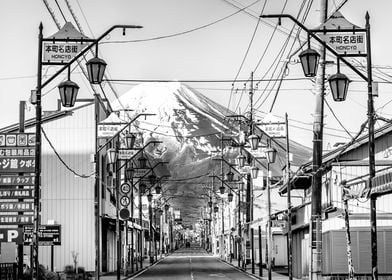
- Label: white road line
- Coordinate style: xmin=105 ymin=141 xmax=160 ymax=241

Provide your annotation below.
xmin=190 ymin=257 xmax=194 ymax=280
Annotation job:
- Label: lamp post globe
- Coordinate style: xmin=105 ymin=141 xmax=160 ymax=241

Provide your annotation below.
xmin=155 ymin=184 xmax=161 ymax=194
xmin=251 ymin=166 xmax=259 ymax=179
xmin=125 ymin=166 xmax=134 ymax=182
xmin=299 ymin=48 xmax=320 ymax=77
xmin=147 ymin=192 xmax=153 ymax=203
xmin=86 ymin=56 xmax=107 ymax=84
xmin=248 ymin=134 xmax=259 ymax=150
xmin=226 ymin=171 xmax=234 ymax=182
xmin=228 ymin=192 xmax=233 ymax=202
xmin=125 ymin=133 xmax=136 ymax=149
xmin=237 ymin=154 xmax=246 ymax=168
xmin=266 ymin=147 xmax=277 ymax=164
xmin=106 ymin=148 xmax=118 ymax=165
xmin=328 ymin=73 xmax=350 ymax=102
xmin=148 ymin=174 xmax=157 ymax=185
xmin=58 ymin=80 xmax=79 ymax=107
xmin=138 ymin=155 xmax=147 ymax=168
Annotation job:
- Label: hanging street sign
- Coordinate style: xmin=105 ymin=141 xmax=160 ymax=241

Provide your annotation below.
xmin=23 ymin=224 xmax=61 ymax=246
xmin=0 ymin=228 xmax=23 ymax=244
xmin=118 ymin=149 xmax=137 ymax=160
xmin=133 ymin=168 xmax=149 ymax=178
xmin=43 ymin=22 xmax=90 ymax=64
xmin=318 ymin=32 xmax=366 ymax=55
xmin=0 ymin=215 xmax=33 ymax=225
xmin=97 ymin=124 xmax=123 ymax=138
xmin=0 ymin=175 xmax=35 ymax=186
xmin=256 ymin=113 xmax=286 ymax=138
xmin=0 ymin=202 xmax=34 ymax=212
xmin=0 ymin=188 xmax=33 ymax=199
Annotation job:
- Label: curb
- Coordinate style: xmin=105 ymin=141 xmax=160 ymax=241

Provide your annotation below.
xmin=125 ymin=256 xmax=166 ymax=280
xmin=218 ymin=258 xmax=263 ymax=280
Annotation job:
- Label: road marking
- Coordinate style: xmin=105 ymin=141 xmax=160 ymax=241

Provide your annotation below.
xmin=190 ymin=257 xmax=194 ymax=280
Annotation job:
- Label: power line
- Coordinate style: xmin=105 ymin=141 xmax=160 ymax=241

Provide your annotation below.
xmin=100 ymin=0 xmax=261 ymax=45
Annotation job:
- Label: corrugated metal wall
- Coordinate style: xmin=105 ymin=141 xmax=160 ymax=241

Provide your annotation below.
xmin=38 ymin=104 xmax=95 ymax=272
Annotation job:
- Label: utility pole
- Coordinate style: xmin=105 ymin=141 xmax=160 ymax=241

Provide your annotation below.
xmin=310 ymin=1 xmax=327 ymax=279
xmin=285 ymin=113 xmax=293 ymax=280
xmin=18 ymin=101 xmax=25 ymax=279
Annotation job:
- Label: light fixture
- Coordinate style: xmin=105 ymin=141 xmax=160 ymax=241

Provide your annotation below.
xmin=148 ymin=174 xmax=157 ymax=185
xmin=106 ymin=148 xmax=118 ymax=165
xmin=125 ymin=166 xmax=134 ymax=181
xmin=237 ymin=154 xmax=246 ymax=168
xmin=328 ymin=72 xmax=350 ymax=102
xmin=155 ymin=184 xmax=161 ymax=194
xmin=228 ymin=192 xmax=233 ymax=202
xmin=214 ymin=206 xmax=219 ymax=213
xmin=251 ymin=166 xmax=259 ymax=179
xmin=86 ymin=56 xmax=107 ymax=84
xmin=219 ymin=185 xmax=225 ymax=194
xmin=147 ymin=192 xmax=153 ymax=203
xmin=138 ymin=154 xmax=147 ymax=168
xmin=226 ymin=171 xmax=234 ymax=182
xmin=265 ymin=147 xmax=277 ymax=164
xmin=238 ymin=180 xmax=244 ymax=190
xmin=158 ymin=209 xmax=164 ymax=215
xmin=139 ymin=183 xmax=147 ymax=194
xmin=299 ymin=48 xmax=320 ymax=77
xmin=58 ymin=80 xmax=79 ymax=107
xmin=124 ymin=132 xmax=136 ymax=149
xmin=164 ymin=204 xmax=170 ymax=211
xmin=248 ymin=134 xmax=259 ymax=150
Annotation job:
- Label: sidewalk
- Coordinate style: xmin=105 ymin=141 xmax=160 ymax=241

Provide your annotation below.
xmin=222 ymin=257 xmax=295 ymax=280
xmin=98 ymin=255 xmax=165 ymax=280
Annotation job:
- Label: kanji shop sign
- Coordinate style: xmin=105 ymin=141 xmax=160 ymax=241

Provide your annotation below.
xmin=0 ymin=215 xmax=33 ymax=225
xmin=319 ymin=32 xmax=366 ymax=55
xmin=0 ymin=202 xmax=34 ymax=212
xmin=0 ymin=175 xmax=35 ymax=186
xmin=0 ymin=157 xmax=35 ymax=173
xmin=43 ymin=43 xmax=84 ymax=63
xmin=0 ymin=188 xmax=33 ymax=199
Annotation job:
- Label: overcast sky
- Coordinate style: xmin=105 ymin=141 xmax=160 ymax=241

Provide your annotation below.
xmin=1 ymin=0 xmax=392 ymax=149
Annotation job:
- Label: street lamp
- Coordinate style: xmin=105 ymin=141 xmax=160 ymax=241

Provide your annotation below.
xmin=58 ymin=70 xmax=79 ymax=108
xmin=226 ymin=171 xmax=234 ymax=182
xmin=237 ymin=154 xmax=246 ymax=168
xmin=138 ymin=154 xmax=147 ymax=168
xmin=86 ymin=55 xmax=107 ymax=84
xmin=248 ymin=134 xmax=260 ymax=150
xmin=228 ymin=191 xmax=233 ymax=202
xmin=298 ymin=44 xmax=320 ymax=77
xmin=328 ymin=72 xmax=351 ymax=102
xmin=125 ymin=166 xmax=134 ymax=181
xmin=261 ymin=12 xmax=376 ymax=280
xmin=251 ymin=166 xmax=259 ymax=179
xmin=219 ymin=185 xmax=225 ymax=194
xmin=265 ymin=147 xmax=277 ymax=164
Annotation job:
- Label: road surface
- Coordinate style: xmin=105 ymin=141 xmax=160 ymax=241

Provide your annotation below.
xmin=130 ymin=244 xmax=257 ymax=280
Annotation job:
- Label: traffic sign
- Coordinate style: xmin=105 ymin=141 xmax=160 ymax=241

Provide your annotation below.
xmin=120 ymin=182 xmax=131 ymax=194
xmin=120 ymin=196 xmax=130 ymax=207
xmin=119 ymin=208 xmax=130 ymax=220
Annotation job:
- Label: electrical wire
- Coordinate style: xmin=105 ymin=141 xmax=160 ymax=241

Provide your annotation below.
xmin=41 ymin=127 xmax=95 ymax=178
xmin=100 ymin=0 xmax=261 ymax=45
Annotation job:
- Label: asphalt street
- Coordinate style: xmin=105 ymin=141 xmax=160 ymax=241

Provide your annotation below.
xmin=129 ymin=245 xmax=257 ymax=280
